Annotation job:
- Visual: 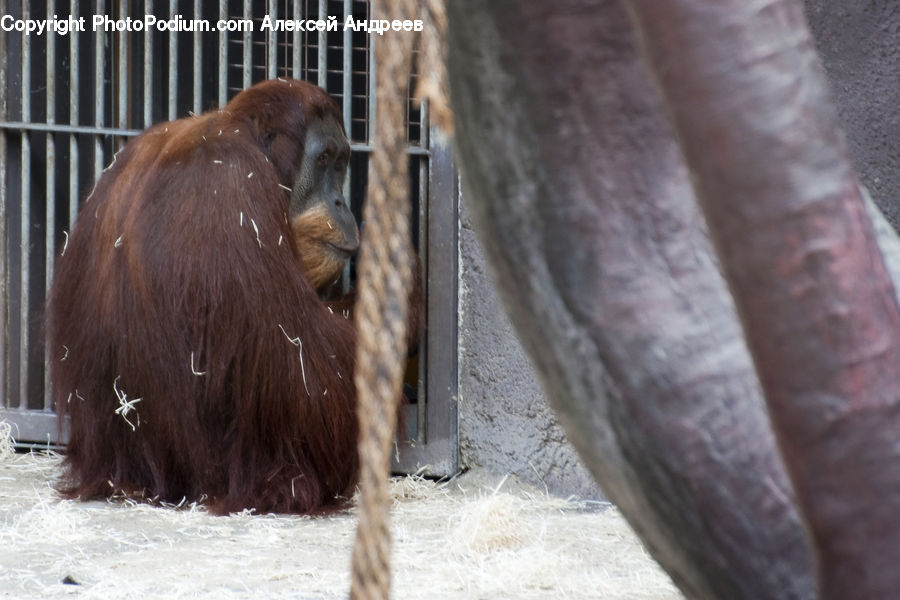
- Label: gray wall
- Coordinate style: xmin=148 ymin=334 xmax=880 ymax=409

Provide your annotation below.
xmin=454 ymin=1 xmax=899 ymax=500
xmin=457 ymin=199 xmax=602 ymax=499
xmin=805 ymin=1 xmax=900 ymax=226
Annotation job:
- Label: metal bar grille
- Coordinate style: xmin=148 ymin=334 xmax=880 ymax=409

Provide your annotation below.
xmin=0 ymin=0 xmax=457 ymax=476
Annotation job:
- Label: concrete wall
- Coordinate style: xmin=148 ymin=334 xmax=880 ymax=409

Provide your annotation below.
xmin=456 ymin=199 xmax=602 ymax=499
xmin=805 ymin=1 xmax=900 ymax=226
xmin=454 ymin=2 xmax=899 ymax=500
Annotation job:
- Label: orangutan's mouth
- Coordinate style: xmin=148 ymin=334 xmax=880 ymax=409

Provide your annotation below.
xmin=326 ymin=242 xmax=357 ymax=260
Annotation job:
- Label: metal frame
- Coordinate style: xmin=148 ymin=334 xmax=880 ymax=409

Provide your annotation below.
xmin=395 ymin=137 xmax=458 ymax=476
xmin=0 ymin=0 xmax=459 ymax=475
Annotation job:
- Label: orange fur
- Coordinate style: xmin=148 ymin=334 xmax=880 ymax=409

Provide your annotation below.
xmin=48 ymin=79 xmax=365 ymax=515
xmin=292 ymin=204 xmax=352 ymax=291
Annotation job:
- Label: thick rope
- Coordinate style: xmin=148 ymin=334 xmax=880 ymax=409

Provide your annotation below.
xmin=414 ymin=0 xmax=452 ymax=134
xmin=349 ymin=1 xmax=417 ymax=599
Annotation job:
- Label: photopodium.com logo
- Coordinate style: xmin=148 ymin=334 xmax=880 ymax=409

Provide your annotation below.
xmin=0 ymin=14 xmax=424 ymax=36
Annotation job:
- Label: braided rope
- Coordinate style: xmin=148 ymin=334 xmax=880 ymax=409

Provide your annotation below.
xmin=349 ymin=1 xmax=417 ymax=599
xmin=413 ymin=0 xmax=452 ymax=134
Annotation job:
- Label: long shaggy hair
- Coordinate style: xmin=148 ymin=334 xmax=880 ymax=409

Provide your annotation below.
xmin=48 ymin=79 xmax=365 ymax=515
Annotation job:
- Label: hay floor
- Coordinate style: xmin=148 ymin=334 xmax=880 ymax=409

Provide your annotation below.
xmin=1 ymin=449 xmax=682 ymax=599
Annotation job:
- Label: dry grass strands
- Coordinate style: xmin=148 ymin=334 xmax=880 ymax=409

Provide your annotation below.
xmin=0 ymin=421 xmax=15 ymax=460
xmin=0 ymin=456 xmax=682 ymax=599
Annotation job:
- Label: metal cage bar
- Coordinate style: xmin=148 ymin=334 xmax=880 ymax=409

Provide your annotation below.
xmin=69 ymin=0 xmax=81 ymax=225
xmin=117 ymin=0 xmax=127 ymax=134
xmin=342 ymin=0 xmax=352 ymax=134
xmin=241 ymin=0 xmax=251 ymax=88
xmin=367 ymin=26 xmax=375 ymax=145
xmin=44 ymin=0 xmax=58 ymax=411
xmin=94 ymin=0 xmax=105 ymax=181
xmin=193 ymin=0 xmax=202 ymax=114
xmin=267 ymin=0 xmax=278 ymax=79
xmin=415 ymin=99 xmax=430 ymax=444
xmin=218 ymin=0 xmax=227 ymax=108
xmin=316 ymin=0 xmax=327 ymax=88
xmin=395 ymin=134 xmax=458 ymax=476
xmin=19 ymin=2 xmax=31 ymax=411
xmin=144 ymin=0 xmax=153 ymax=127
xmin=168 ymin=0 xmax=177 ymax=120
xmin=292 ymin=0 xmax=302 ymax=78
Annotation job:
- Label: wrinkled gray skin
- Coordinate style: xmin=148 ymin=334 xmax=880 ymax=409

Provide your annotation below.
xmin=446 ymin=1 xmax=900 ymax=599
xmin=291 ymin=117 xmax=358 ymax=256
xmin=624 ymin=1 xmax=900 ymax=597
